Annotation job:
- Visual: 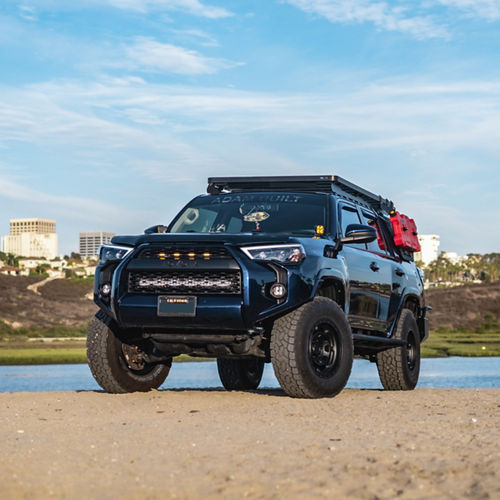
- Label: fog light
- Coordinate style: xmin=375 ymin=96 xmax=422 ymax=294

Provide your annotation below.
xmin=101 ymin=283 xmax=111 ymax=296
xmin=270 ymin=283 xmax=287 ymax=299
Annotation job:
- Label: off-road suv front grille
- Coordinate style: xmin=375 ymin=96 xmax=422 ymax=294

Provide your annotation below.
xmin=128 ymin=270 xmax=242 ymax=295
xmin=137 ymin=247 xmax=232 ymax=260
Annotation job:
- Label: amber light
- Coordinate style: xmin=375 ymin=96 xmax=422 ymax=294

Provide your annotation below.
xmin=202 ymin=252 xmax=211 ymax=259
xmin=187 ymin=252 xmax=196 ymax=259
xmin=158 ymin=252 xmax=167 ymax=260
xmin=173 ymin=252 xmax=181 ymax=259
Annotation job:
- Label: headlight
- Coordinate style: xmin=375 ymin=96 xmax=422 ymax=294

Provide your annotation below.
xmin=99 ymin=244 xmax=133 ymax=264
xmin=241 ymin=244 xmax=306 ymax=264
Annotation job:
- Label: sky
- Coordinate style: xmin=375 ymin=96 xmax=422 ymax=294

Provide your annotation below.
xmin=0 ymin=0 xmax=499 ymax=256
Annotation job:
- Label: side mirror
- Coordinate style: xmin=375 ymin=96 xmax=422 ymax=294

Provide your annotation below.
xmin=341 ymin=224 xmax=377 ymax=245
xmin=144 ymin=225 xmax=168 ymax=234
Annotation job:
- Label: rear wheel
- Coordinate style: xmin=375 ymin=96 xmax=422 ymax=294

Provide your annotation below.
xmin=376 ymin=309 xmax=421 ymax=391
xmin=87 ymin=311 xmax=171 ymax=393
xmin=217 ymin=358 xmax=265 ymax=390
xmin=270 ymin=297 xmax=353 ymax=398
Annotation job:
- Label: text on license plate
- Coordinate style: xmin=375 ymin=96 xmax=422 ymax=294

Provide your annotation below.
xmin=158 ymin=296 xmax=197 ymax=317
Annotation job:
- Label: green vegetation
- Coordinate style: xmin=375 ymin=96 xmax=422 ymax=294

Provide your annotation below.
xmin=0 ymin=347 xmax=87 ymax=365
xmin=29 ymin=263 xmax=51 ymax=277
xmin=68 ymin=275 xmax=95 ymax=286
xmin=1 ymin=318 xmax=499 ymax=365
xmin=422 ymin=322 xmax=500 ymax=357
xmin=424 ymin=252 xmax=500 ymax=283
xmin=0 ymin=320 xmax=87 ymax=339
xmin=0 ymin=251 xmax=19 ymax=268
xmin=0 ymin=340 xmax=210 ymax=365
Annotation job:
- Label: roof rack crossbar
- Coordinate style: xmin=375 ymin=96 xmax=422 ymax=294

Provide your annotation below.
xmin=207 ymin=175 xmax=395 ymax=213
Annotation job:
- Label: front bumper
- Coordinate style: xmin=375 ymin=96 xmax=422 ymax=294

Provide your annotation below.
xmin=94 ymin=243 xmax=312 ymax=332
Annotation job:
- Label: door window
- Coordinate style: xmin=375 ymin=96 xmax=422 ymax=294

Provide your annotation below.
xmin=361 ymin=211 xmax=387 ymax=254
xmin=340 ymin=206 xmax=366 ymax=250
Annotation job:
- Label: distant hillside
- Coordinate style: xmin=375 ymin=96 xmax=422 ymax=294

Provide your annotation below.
xmin=0 ymin=274 xmax=498 ymax=332
xmin=426 ymin=282 xmax=500 ymax=330
xmin=0 ymin=275 xmax=96 ymax=330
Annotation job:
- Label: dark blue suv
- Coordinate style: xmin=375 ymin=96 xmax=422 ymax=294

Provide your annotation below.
xmin=87 ymin=176 xmax=429 ymax=398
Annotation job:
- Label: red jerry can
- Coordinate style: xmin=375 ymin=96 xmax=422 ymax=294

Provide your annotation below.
xmin=390 ymin=211 xmax=421 ymax=252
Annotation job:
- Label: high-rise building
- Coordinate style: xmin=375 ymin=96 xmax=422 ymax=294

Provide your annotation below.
xmin=79 ymin=232 xmax=115 ymax=258
xmin=415 ymin=234 xmax=440 ymax=266
xmin=1 ymin=218 xmax=58 ymax=259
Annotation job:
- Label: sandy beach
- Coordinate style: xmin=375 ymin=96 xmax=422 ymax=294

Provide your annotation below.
xmin=1 ymin=389 xmax=499 ymax=499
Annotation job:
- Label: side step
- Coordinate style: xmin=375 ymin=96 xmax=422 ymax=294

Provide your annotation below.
xmin=352 ymin=333 xmax=405 ymax=349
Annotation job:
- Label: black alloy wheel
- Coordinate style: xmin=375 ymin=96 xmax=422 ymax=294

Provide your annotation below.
xmin=308 ymin=322 xmax=340 ymax=379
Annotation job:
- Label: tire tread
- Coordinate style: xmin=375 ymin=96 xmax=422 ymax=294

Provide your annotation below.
xmin=87 ymin=310 xmax=127 ymax=393
xmin=271 ymin=297 xmax=353 ymax=398
xmin=376 ymin=309 xmax=420 ymax=391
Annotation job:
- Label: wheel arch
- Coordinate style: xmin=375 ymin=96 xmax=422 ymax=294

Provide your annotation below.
xmin=314 ymin=275 xmax=346 ymax=311
xmin=399 ymin=292 xmax=425 ymax=340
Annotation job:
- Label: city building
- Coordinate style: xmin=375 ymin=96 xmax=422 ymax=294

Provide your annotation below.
xmin=441 ymin=251 xmax=464 ymax=265
xmin=415 ymin=234 xmax=440 ymax=266
xmin=79 ymin=232 xmax=115 ymax=258
xmin=1 ymin=218 xmax=58 ymax=259
xmin=9 ymin=219 xmax=55 ymax=235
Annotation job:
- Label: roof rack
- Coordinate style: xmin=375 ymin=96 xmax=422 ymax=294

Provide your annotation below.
xmin=207 ymin=175 xmax=395 ymax=214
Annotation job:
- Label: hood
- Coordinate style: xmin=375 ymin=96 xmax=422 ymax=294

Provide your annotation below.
xmin=111 ymin=232 xmax=304 ymax=248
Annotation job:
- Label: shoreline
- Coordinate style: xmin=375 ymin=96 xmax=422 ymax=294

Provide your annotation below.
xmin=1 ymin=349 xmax=500 ymax=366
xmin=2 ymin=330 xmax=500 ymax=365
xmin=1 ymin=389 xmax=498 ymax=499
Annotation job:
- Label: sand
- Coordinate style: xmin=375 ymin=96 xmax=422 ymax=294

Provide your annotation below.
xmin=1 ymin=389 xmax=499 ymax=499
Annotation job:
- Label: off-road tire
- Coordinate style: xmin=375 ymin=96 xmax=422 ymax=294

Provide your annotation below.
xmin=217 ymin=358 xmax=265 ymax=390
xmin=270 ymin=297 xmax=353 ymax=398
xmin=376 ymin=309 xmax=420 ymax=391
xmin=87 ymin=310 xmax=171 ymax=393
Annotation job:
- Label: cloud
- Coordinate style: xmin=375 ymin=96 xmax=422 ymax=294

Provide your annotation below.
xmin=3 ymin=76 xmax=500 ymax=153
xmin=285 ymin=0 xmax=500 ymax=38
xmin=18 ymin=5 xmax=38 ymax=21
xmin=436 ymin=0 xmax=500 ymax=21
xmin=0 ymin=175 xmax=140 ymax=223
xmin=106 ymin=0 xmax=233 ymax=18
xmin=119 ymin=37 xmax=236 ymax=74
xmin=170 ymin=28 xmax=220 ymax=47
xmin=1 ymin=75 xmax=500 ymax=253
xmin=283 ymin=0 xmax=449 ymax=39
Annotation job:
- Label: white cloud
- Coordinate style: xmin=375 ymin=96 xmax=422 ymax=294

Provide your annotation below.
xmin=4 ymin=75 xmax=500 ymax=159
xmin=120 ymin=37 xmax=236 ymax=74
xmin=436 ymin=0 xmax=500 ymax=21
xmin=106 ymin=0 xmax=233 ymax=18
xmin=0 ymin=175 xmax=141 ymax=224
xmin=285 ymin=0 xmax=500 ymax=38
xmin=19 ymin=5 xmax=38 ymax=21
xmin=1 ymin=76 xmax=500 ymax=253
xmin=170 ymin=28 xmax=220 ymax=47
xmin=283 ymin=0 xmax=449 ymax=39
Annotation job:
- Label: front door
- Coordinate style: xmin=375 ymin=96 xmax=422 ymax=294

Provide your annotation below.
xmin=339 ymin=204 xmax=388 ymax=332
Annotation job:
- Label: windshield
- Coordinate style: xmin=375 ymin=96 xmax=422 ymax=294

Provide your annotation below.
xmin=169 ymin=192 xmax=328 ymax=235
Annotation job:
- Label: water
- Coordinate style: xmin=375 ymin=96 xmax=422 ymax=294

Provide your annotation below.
xmin=0 ymin=357 xmax=498 ymax=393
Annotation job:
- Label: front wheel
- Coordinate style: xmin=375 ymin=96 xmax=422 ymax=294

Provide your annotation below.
xmin=87 ymin=311 xmax=171 ymax=393
xmin=376 ymin=309 xmax=421 ymax=391
xmin=270 ymin=297 xmax=353 ymax=398
xmin=217 ymin=358 xmax=264 ymax=390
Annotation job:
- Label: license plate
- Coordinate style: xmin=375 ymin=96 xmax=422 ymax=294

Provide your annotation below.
xmin=158 ymin=296 xmax=197 ymax=317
